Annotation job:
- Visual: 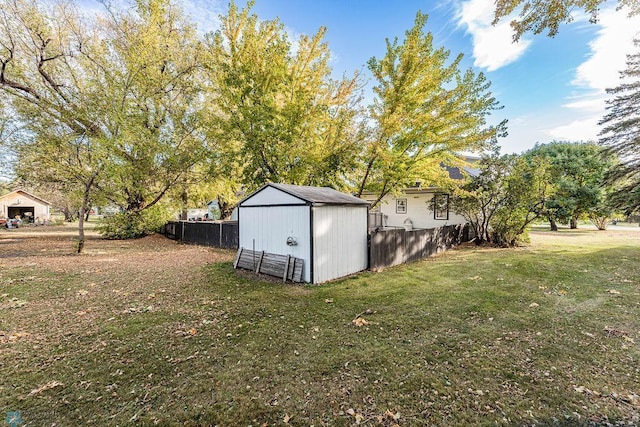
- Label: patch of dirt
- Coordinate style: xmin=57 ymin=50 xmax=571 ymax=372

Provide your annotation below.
xmin=0 ymin=225 xmax=234 ymax=272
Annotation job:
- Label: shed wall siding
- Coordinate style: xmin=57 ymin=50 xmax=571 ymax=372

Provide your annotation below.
xmin=312 ymin=205 xmax=368 ymax=284
xmin=371 ymin=193 xmax=466 ymax=229
xmin=241 ymin=186 xmax=306 ymax=206
xmin=239 ymin=205 xmax=312 ymax=283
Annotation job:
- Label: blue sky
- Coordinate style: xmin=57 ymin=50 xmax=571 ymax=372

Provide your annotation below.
xmin=90 ymin=0 xmax=640 ymax=154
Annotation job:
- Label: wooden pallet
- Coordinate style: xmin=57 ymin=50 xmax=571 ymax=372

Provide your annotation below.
xmin=234 ymin=248 xmax=304 ymax=283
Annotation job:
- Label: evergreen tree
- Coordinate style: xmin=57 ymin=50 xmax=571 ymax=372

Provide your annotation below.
xmin=599 ymin=38 xmax=640 ymax=216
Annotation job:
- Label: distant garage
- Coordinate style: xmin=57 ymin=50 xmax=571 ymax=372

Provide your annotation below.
xmin=237 ymin=183 xmax=370 ymax=284
xmin=0 ymin=189 xmax=51 ymax=223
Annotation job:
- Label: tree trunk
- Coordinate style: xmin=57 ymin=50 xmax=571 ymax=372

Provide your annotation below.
xmin=77 ymin=171 xmax=99 ymax=254
xmin=77 ymin=205 xmax=85 ymax=254
xmin=218 ymin=197 xmax=234 ymax=220
xmin=180 ymin=190 xmax=188 ymax=221
xmin=570 ymin=216 xmax=578 ymax=229
xmin=548 ymin=215 xmax=558 ymax=231
xmin=63 ymin=207 xmax=76 ymax=222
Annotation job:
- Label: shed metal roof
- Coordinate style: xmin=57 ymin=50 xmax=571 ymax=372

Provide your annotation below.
xmin=247 ymin=183 xmax=370 ymax=206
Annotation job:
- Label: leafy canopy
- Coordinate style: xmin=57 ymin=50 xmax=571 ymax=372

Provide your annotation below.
xmin=357 ymin=11 xmax=505 ymax=205
xmin=203 ymin=1 xmax=363 ymax=194
xmin=493 ymin=0 xmax=640 ymax=41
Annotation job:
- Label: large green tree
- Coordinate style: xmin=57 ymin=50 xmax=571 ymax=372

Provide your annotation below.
xmin=356 ymin=12 xmax=505 ymax=206
xmin=599 ymin=38 xmax=640 ymax=216
xmin=524 ymin=141 xmax=616 ymax=230
xmin=493 ymin=0 xmax=640 ymax=41
xmin=451 ymin=151 xmax=550 ymax=246
xmin=202 ymin=2 xmax=363 ymax=195
xmin=1 ymin=0 xmax=207 ymax=248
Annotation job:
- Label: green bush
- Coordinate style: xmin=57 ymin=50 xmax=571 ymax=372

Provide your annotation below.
xmin=96 ymin=206 xmax=171 ymax=239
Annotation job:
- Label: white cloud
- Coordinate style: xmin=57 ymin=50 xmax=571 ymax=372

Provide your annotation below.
xmin=546 ymin=116 xmax=601 ymax=141
xmin=547 ymin=6 xmax=640 ymax=140
xmin=182 ymin=0 xmax=225 ymax=34
xmin=456 ymin=0 xmax=532 ymax=71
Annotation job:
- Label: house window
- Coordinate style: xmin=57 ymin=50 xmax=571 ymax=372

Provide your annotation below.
xmin=433 ymin=193 xmax=449 ymax=220
xmin=396 ymin=198 xmax=407 ymax=214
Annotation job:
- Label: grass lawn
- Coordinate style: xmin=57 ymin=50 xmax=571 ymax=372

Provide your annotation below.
xmin=1 ymin=225 xmax=639 ymax=426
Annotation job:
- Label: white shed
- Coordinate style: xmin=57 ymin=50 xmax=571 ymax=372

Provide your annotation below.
xmin=238 ymin=183 xmax=370 ymax=284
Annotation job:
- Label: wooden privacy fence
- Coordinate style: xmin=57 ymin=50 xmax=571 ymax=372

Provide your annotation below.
xmin=164 ymin=221 xmax=239 ymax=249
xmin=369 ymin=224 xmax=470 ymax=270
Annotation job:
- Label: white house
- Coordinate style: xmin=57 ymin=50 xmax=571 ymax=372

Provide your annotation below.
xmin=0 ymin=189 xmax=51 ymax=223
xmin=363 ymin=164 xmax=479 ymax=230
xmin=364 ymin=188 xmax=468 ymax=230
xmin=238 ymin=183 xmax=370 ymax=284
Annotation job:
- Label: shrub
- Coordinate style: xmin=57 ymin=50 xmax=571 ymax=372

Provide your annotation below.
xmin=96 ymin=205 xmax=171 ymax=239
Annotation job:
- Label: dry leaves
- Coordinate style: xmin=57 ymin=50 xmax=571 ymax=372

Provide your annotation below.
xmin=352 ymin=317 xmax=369 ymax=327
xmin=29 ymin=381 xmax=64 ymax=396
xmin=346 ymin=408 xmax=364 ymax=424
xmin=0 ymin=331 xmax=30 ymax=343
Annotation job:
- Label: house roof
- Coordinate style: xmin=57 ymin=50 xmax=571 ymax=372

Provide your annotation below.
xmin=445 ymin=165 xmax=480 ymax=180
xmin=249 ymin=183 xmax=370 ymax=206
xmin=0 ymin=189 xmax=51 ymax=206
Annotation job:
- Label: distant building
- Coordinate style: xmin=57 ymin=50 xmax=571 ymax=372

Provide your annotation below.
xmin=0 ymin=189 xmax=51 ymax=223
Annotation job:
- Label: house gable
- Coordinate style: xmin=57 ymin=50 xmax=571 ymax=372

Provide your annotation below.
xmin=0 ymin=189 xmax=51 ymax=206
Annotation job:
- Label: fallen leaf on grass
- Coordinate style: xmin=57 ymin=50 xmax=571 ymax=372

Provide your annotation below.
xmin=345 ymin=408 xmax=365 ymax=424
xmin=324 ymin=299 xmax=334 ymax=303
xmin=352 ymin=317 xmax=369 ymax=327
xmin=283 ymin=414 xmax=291 ymax=424
xmin=5 ymin=298 xmax=27 ymax=309
xmin=77 ymin=289 xmax=89 ymax=296
xmin=529 ymin=302 xmax=539 ymax=308
xmin=385 ymin=410 xmax=401 ymax=421
xmin=2 ymin=331 xmax=30 ymax=343
xmin=606 ymin=289 xmax=620 ymax=295
xmin=29 ymin=381 xmax=64 ymax=396
xmin=603 ymin=326 xmax=629 ymax=337
xmin=573 ymin=385 xmax=600 ymax=396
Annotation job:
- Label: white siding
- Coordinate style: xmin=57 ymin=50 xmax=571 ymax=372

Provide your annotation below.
xmin=375 ymin=193 xmax=467 ymax=229
xmin=239 ymin=205 xmax=312 ymax=282
xmin=312 ymin=205 xmax=368 ymax=284
xmin=241 ymin=186 xmax=306 ymax=206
